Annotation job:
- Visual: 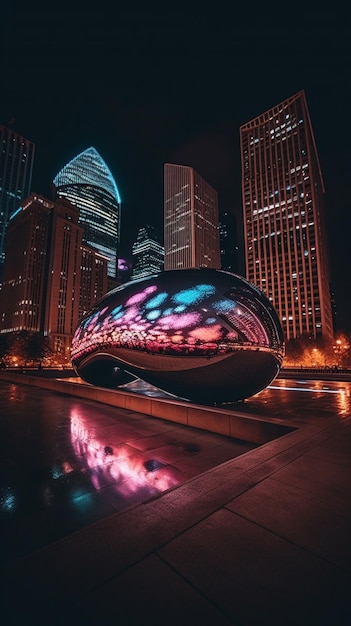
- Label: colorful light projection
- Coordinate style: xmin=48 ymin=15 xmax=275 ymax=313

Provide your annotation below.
xmin=71 ymin=269 xmax=285 ymax=402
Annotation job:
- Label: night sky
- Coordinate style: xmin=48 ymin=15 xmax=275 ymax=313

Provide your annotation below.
xmin=1 ymin=4 xmax=350 ymax=331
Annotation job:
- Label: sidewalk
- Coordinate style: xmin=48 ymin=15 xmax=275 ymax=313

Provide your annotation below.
xmin=0 ymin=383 xmax=350 ymax=625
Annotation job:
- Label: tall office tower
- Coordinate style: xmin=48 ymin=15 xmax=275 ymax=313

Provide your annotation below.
xmin=164 ymin=163 xmax=220 ymax=270
xmin=219 ymin=210 xmax=239 ymax=274
xmin=0 ymin=193 xmax=107 ymax=355
xmin=0 ymin=124 xmax=35 ymax=283
xmin=79 ymin=243 xmax=108 ymax=320
xmin=240 ymin=90 xmax=333 ymax=341
xmin=131 ymin=224 xmax=164 ymax=280
xmin=52 ymin=147 xmax=121 ymax=279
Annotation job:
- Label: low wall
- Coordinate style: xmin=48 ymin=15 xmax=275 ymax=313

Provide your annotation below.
xmin=0 ymin=371 xmax=293 ymax=445
xmin=279 ymin=367 xmax=351 ymax=382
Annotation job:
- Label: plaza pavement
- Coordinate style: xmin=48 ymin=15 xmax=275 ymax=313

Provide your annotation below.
xmin=0 ymin=373 xmax=350 ymax=625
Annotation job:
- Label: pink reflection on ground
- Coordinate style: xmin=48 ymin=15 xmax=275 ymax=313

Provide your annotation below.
xmin=69 ymin=408 xmax=181 ymax=495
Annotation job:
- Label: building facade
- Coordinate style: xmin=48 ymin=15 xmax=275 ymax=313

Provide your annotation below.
xmin=0 ymin=124 xmax=35 ymax=283
xmin=240 ymin=90 xmax=333 ymax=341
xmin=0 ymin=193 xmax=107 ymax=359
xmin=164 ymin=163 xmax=220 ymax=271
xmin=79 ymin=243 xmax=108 ymax=320
xmin=219 ymin=210 xmax=239 ymax=274
xmin=131 ymin=224 xmax=164 ymax=280
xmin=52 ymin=147 xmax=121 ymax=279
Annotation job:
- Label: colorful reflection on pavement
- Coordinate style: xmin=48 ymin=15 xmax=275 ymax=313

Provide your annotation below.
xmin=70 ymin=407 xmax=184 ymax=496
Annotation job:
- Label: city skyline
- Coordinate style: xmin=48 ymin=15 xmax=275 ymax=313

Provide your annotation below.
xmin=1 ymin=7 xmax=350 ymax=331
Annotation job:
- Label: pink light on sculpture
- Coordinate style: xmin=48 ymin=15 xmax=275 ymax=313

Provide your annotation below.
xmin=125 ymin=285 xmax=158 ymax=306
xmin=157 ymin=311 xmax=201 ymax=330
xmin=190 ymin=324 xmax=223 ymax=342
xmin=71 ymin=269 xmax=285 ymax=402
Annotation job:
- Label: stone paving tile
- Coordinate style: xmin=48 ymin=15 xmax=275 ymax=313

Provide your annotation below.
xmin=71 ymin=553 xmax=233 ymax=626
xmin=157 ymin=508 xmax=351 ymax=626
xmin=127 ymin=434 xmax=179 ymax=451
xmin=97 ymin=480 xmax=162 ymax=512
xmin=307 ymin=433 xmax=351 ymax=467
xmin=225 ymin=476 xmax=351 ymax=569
xmin=143 ymin=443 xmax=196 ymax=464
xmin=270 ymin=452 xmax=351 ymax=508
xmin=198 ymin=441 xmax=255 ymax=463
xmin=172 ymin=454 xmax=220 ymax=477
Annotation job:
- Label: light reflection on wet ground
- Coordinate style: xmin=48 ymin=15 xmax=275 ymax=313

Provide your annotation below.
xmin=66 ymin=374 xmax=351 ymax=421
xmin=1 ymin=376 xmax=350 ymax=565
xmin=0 ymin=380 xmax=256 ymax=564
xmin=237 ymin=378 xmax=351 ymax=424
xmin=122 ymin=376 xmax=351 ymax=423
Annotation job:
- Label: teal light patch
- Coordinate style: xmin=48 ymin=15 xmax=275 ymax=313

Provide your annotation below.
xmin=205 ymin=317 xmax=217 ymax=324
xmin=172 ymin=284 xmax=216 ymax=306
xmin=146 ymin=309 xmax=161 ymax=320
xmin=111 ymin=305 xmax=122 ymax=315
xmin=145 ymin=292 xmax=168 ymax=309
xmin=111 ymin=305 xmax=124 ymax=319
xmin=52 ymin=466 xmax=63 ymax=480
xmin=71 ymin=490 xmax=93 ymax=509
xmin=213 ymin=299 xmax=235 ymax=313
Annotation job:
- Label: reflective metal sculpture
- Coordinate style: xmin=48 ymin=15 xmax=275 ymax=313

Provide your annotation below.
xmin=71 ymin=269 xmax=285 ymax=403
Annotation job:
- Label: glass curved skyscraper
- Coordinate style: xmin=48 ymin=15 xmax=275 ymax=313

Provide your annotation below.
xmin=53 ymin=147 xmax=121 ymax=278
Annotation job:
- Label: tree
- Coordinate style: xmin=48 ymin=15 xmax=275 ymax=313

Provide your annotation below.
xmin=10 ymin=331 xmax=30 ymax=366
xmin=333 ymin=334 xmax=351 ymax=368
xmin=26 ymin=332 xmax=52 ymax=366
xmin=0 ymin=334 xmax=11 ymax=367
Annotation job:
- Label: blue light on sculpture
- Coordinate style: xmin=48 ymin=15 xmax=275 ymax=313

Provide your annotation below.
xmin=71 ymin=268 xmax=285 ymax=403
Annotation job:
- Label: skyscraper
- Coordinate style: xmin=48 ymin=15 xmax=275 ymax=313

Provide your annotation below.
xmin=164 ymin=163 xmax=220 ymax=271
xmin=131 ymin=224 xmax=164 ymax=280
xmin=0 ymin=193 xmax=107 ymax=356
xmin=219 ymin=210 xmax=239 ymax=274
xmin=79 ymin=243 xmax=108 ymax=321
xmin=0 ymin=123 xmax=35 ymax=283
xmin=52 ymin=147 xmax=121 ymax=279
xmin=240 ymin=90 xmax=333 ymax=341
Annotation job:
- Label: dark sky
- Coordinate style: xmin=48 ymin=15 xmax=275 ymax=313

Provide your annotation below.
xmin=1 ymin=4 xmax=351 ymax=331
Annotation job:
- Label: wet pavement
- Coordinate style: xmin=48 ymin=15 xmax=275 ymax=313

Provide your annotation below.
xmin=0 ymin=380 xmax=257 ymax=564
xmin=1 ymin=375 xmax=350 ymax=566
xmin=0 ymin=374 xmax=350 ymax=625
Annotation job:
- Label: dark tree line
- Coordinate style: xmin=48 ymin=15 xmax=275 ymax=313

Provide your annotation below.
xmin=0 ymin=331 xmax=53 ymax=367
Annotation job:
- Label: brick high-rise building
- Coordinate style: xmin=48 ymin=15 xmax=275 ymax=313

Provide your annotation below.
xmin=240 ymin=90 xmax=333 ymax=341
xmin=79 ymin=243 xmax=108 ymax=320
xmin=164 ymin=163 xmax=220 ymax=271
xmin=0 ymin=193 xmax=107 ymax=357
